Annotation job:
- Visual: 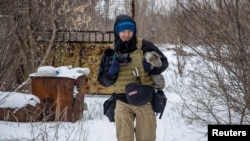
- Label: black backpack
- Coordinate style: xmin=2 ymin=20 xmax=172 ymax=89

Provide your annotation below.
xmin=103 ymin=96 xmax=116 ymax=122
xmin=151 ymin=90 xmax=167 ymax=119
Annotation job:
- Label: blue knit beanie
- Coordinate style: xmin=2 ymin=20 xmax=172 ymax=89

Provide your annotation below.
xmin=115 ymin=20 xmax=136 ymax=35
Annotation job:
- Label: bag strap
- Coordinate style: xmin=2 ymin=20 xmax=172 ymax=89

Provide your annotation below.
xmin=159 ymin=94 xmax=167 ymax=119
xmin=136 ymin=37 xmax=143 ymax=49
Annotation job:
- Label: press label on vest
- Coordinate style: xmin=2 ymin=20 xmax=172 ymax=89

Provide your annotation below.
xmin=120 ymin=62 xmax=127 ymax=66
xmin=128 ymin=90 xmax=138 ymax=96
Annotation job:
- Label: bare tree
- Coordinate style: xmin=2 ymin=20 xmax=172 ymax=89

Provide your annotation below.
xmin=134 ymin=0 xmax=177 ymax=43
xmin=0 ymin=0 xmax=93 ymax=92
xmin=175 ymin=0 xmax=250 ymax=128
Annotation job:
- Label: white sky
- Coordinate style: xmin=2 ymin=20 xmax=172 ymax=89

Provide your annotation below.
xmin=0 ymin=45 xmax=206 ymax=141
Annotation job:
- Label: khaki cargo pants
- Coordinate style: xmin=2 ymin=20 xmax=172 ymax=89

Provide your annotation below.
xmin=115 ymin=100 xmax=156 ymax=141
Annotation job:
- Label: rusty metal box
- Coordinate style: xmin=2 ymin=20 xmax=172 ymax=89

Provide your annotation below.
xmin=30 ymin=75 xmax=86 ymax=122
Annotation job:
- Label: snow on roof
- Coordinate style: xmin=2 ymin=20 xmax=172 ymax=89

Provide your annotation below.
xmin=29 ymin=66 xmax=90 ymax=79
xmin=0 ymin=92 xmax=40 ymax=113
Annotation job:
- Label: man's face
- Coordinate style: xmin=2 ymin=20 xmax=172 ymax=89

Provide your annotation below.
xmin=119 ymin=30 xmax=134 ymax=42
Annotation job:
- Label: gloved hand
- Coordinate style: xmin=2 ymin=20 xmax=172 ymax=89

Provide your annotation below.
xmin=108 ymin=59 xmax=120 ymax=75
xmin=143 ymin=59 xmax=152 ymax=74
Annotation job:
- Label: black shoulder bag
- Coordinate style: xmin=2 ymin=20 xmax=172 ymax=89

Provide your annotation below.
xmin=151 ymin=90 xmax=167 ymax=119
xmin=103 ymin=95 xmax=116 ymax=122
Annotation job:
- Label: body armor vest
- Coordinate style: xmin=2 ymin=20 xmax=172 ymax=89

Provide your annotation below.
xmin=112 ymin=38 xmax=154 ymax=93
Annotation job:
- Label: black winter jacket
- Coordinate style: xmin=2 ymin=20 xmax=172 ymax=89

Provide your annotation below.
xmin=97 ymin=38 xmax=169 ymax=87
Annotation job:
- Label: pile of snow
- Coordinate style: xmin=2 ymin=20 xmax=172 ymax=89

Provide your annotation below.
xmin=0 ymin=92 xmax=40 ymax=112
xmin=29 ymin=66 xmax=90 ymax=79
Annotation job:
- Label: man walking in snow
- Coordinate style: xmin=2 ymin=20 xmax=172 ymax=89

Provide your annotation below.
xmin=98 ymin=14 xmax=168 ymax=141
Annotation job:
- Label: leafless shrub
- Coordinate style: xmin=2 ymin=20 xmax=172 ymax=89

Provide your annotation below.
xmin=134 ymin=0 xmax=177 ymax=44
xmin=0 ymin=0 xmax=94 ymax=92
xmin=175 ymin=0 xmax=250 ymax=127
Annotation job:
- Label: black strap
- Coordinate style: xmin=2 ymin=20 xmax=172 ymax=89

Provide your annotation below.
xmin=112 ymin=93 xmax=128 ymax=103
xmin=159 ymin=103 xmax=166 ymax=119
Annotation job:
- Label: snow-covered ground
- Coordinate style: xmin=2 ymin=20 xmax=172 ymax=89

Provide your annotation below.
xmin=0 ymin=45 xmax=207 ymax=141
